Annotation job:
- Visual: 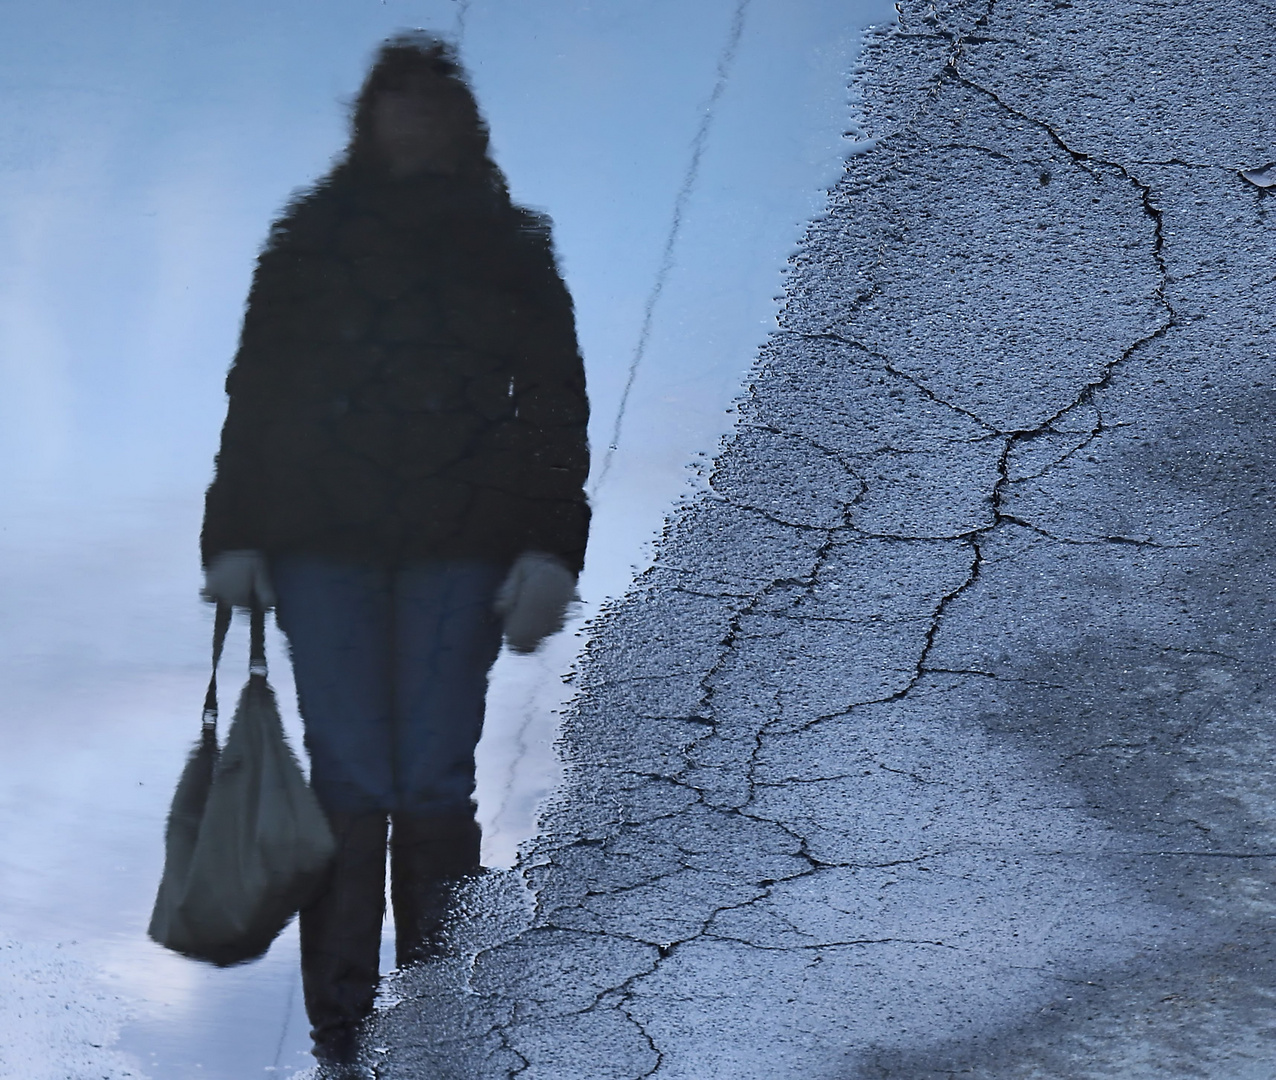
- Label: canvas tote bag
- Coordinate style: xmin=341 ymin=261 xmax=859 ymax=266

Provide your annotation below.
xmin=149 ymin=604 xmax=335 ymax=966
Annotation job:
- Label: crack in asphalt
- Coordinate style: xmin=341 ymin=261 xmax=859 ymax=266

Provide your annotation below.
xmin=705 ymin=934 xmax=960 ymax=952
xmin=995 ymin=514 xmax=1200 ymax=549
xmin=554 ymin=10 xmax=1187 ymax=1057
xmin=736 ymin=68 xmax=1182 ymax=753
xmin=922 ymin=666 xmax=1072 ymax=689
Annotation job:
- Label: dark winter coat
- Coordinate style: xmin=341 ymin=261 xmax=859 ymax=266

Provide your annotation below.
xmin=201 ymin=167 xmax=590 ymax=573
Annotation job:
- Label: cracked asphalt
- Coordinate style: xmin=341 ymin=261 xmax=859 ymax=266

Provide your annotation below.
xmin=368 ymin=1 xmax=1276 ymax=1076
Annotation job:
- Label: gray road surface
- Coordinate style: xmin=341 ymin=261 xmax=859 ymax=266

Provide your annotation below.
xmin=369 ymin=1 xmax=1276 ymax=1076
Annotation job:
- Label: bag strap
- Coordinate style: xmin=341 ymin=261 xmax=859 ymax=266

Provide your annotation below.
xmin=201 ymin=602 xmax=233 ymax=737
xmin=200 ymin=603 xmax=269 ymax=738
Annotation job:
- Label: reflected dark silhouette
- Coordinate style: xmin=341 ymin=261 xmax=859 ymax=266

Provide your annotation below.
xmin=199 ymin=32 xmax=589 ymax=1068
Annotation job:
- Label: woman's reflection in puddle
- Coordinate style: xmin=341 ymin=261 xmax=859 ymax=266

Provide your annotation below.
xmin=199 ymin=32 xmax=589 ymax=1071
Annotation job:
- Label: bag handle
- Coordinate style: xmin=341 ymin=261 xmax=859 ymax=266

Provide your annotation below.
xmin=201 ymin=602 xmax=233 ymax=739
xmin=200 ymin=603 xmax=268 ymax=739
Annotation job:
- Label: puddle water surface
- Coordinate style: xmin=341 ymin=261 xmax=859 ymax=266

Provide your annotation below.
xmin=0 ymin=1 xmax=893 ymax=1075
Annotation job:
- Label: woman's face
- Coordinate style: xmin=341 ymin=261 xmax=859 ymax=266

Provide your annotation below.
xmin=372 ymin=74 xmax=468 ymax=178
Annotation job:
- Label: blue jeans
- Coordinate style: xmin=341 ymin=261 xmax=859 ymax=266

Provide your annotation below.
xmin=270 ymin=557 xmax=505 ymax=818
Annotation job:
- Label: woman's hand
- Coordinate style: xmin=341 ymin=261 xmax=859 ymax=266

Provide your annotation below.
xmin=495 ymin=552 xmax=579 ymax=654
xmin=201 ymin=550 xmax=277 ymax=609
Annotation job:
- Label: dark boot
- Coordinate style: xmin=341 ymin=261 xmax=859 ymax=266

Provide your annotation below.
xmin=299 ymin=812 xmax=389 ymax=1058
xmin=390 ymin=811 xmax=481 ymax=967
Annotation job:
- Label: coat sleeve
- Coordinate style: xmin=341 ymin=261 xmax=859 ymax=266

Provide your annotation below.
xmin=199 ymin=244 xmax=294 ymax=566
xmin=508 ymin=216 xmax=591 ymax=574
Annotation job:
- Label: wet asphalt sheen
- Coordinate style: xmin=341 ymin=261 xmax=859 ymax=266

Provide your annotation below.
xmin=367 ymin=1 xmax=1276 ymax=1076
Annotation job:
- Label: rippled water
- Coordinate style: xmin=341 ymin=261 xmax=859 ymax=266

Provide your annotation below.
xmin=0 ymin=1 xmax=892 ymax=1075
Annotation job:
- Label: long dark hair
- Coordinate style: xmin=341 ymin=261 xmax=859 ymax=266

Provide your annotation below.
xmin=342 ymin=31 xmax=509 ymax=198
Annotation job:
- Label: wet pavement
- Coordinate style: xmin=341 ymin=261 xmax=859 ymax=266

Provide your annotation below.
xmin=369 ymin=0 xmax=1276 ymax=1076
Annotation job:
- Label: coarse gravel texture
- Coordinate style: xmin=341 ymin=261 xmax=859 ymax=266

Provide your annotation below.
xmin=365 ymin=1 xmax=1276 ymax=1076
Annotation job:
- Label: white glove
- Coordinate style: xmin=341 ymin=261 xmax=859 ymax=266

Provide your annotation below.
xmin=495 ymin=552 xmax=579 ymax=654
xmin=201 ymin=549 xmax=277 ymax=609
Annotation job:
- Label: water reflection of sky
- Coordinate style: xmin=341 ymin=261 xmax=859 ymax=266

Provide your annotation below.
xmin=0 ymin=1 xmax=892 ymax=1076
